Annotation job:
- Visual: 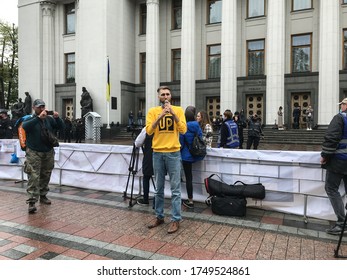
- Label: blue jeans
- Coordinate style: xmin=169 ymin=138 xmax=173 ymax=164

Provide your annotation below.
xmin=153 ymin=151 xmax=182 ymax=221
xmin=325 ymin=170 xmax=347 ymax=224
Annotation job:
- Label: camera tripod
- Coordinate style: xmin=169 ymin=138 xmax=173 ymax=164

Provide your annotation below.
xmin=123 ymin=144 xmax=141 ymax=207
xmin=334 ymin=203 xmax=347 ymax=258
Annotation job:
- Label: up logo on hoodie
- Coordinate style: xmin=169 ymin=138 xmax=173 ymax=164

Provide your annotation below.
xmin=158 ymin=115 xmax=174 ymax=131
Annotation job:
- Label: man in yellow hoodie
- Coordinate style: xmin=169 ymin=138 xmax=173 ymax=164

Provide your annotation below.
xmin=146 ymin=86 xmax=187 ymax=233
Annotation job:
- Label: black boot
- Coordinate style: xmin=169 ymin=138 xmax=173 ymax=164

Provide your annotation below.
xmin=28 ymin=202 xmax=37 ymax=214
xmin=40 ymin=195 xmax=51 ymax=205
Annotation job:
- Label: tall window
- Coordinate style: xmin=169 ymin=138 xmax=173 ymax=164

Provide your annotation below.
xmin=292 ymin=0 xmax=312 ymax=11
xmin=207 ymin=44 xmax=221 ymax=79
xmin=65 ymin=53 xmax=75 ymax=83
xmin=247 ymin=40 xmax=265 ymax=76
xmin=65 ymin=3 xmax=75 ymax=34
xmin=208 ymin=0 xmax=222 ymax=24
xmin=291 ymin=34 xmax=311 ymax=73
xmin=140 ymin=4 xmax=147 ymax=35
xmin=172 ymin=0 xmax=182 ymax=30
xmin=344 ymin=0 xmax=347 ymax=4
xmin=344 ymin=30 xmax=347 ymax=70
xmin=140 ymin=53 xmax=146 ymax=83
xmin=247 ymin=0 xmax=265 ymax=18
xmin=172 ymin=49 xmax=181 ymax=81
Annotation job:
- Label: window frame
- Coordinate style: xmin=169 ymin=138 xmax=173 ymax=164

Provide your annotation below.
xmin=171 ymin=49 xmax=181 ymax=81
xmin=291 ymin=0 xmax=312 ymax=12
xmin=172 ymin=0 xmax=182 ymax=30
xmin=247 ymin=39 xmax=265 ymax=76
xmin=207 ymin=0 xmax=222 ymax=25
xmin=206 ymin=44 xmax=221 ymax=79
xmin=247 ymin=0 xmax=266 ymax=19
xmin=139 ymin=3 xmax=147 ymax=35
xmin=140 ymin=53 xmax=146 ymax=84
xmin=65 ymin=3 xmax=75 ymax=35
xmin=343 ymin=29 xmax=347 ymax=70
xmin=65 ymin=53 xmax=75 ymax=84
xmin=291 ymin=33 xmax=312 ymax=73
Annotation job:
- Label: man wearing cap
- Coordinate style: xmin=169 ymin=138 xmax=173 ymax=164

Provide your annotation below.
xmin=22 ymin=99 xmax=64 ymax=214
xmin=321 ymin=97 xmax=347 ymax=235
xmin=0 ymin=110 xmax=13 ymax=139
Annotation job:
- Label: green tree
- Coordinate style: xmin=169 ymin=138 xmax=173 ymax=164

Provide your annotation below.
xmin=0 ymin=21 xmax=18 ymax=110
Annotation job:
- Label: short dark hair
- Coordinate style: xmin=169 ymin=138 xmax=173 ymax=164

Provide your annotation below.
xmin=157 ymin=86 xmax=171 ymax=94
xmin=223 ymin=110 xmax=233 ymax=120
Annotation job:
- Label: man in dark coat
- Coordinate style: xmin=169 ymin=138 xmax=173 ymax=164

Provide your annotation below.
xmin=234 ymin=111 xmax=247 ymax=149
xmin=321 ymin=97 xmax=347 ymax=235
xmin=246 ymin=114 xmax=263 ymax=150
xmin=134 ymin=127 xmax=153 ymax=205
xmin=0 ymin=110 xmax=13 ymax=139
xmin=293 ymin=105 xmax=301 ymax=129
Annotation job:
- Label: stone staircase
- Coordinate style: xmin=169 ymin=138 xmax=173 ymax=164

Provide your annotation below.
xmin=249 ymin=127 xmax=326 ymax=145
xmin=106 ymin=125 xmax=326 ymax=146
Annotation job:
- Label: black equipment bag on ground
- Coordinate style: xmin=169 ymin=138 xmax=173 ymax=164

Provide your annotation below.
xmin=206 ymin=195 xmax=247 ymax=217
xmin=204 ymin=174 xmax=265 ymax=199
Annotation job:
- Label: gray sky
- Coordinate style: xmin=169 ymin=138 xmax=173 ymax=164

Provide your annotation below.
xmin=0 ymin=0 xmax=18 ymax=25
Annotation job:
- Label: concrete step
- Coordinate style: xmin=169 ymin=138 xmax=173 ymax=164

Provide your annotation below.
xmin=103 ymin=126 xmax=326 ymax=145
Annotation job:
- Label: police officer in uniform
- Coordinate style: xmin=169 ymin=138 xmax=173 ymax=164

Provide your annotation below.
xmin=218 ymin=109 xmax=239 ymax=149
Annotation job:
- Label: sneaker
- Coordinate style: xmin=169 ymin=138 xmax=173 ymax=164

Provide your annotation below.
xmin=326 ymin=224 xmax=346 ymax=235
xmin=182 ymin=199 xmax=194 ymax=209
xmin=137 ymin=198 xmax=149 ymax=206
xmin=40 ymin=195 xmax=51 ymax=205
xmin=28 ymin=202 xmax=37 ymax=214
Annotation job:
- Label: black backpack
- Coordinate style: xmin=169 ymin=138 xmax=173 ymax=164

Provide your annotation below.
xmin=186 ymin=132 xmax=207 ymax=158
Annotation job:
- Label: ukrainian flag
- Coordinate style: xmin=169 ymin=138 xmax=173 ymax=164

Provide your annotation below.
xmin=106 ymin=57 xmax=110 ymax=102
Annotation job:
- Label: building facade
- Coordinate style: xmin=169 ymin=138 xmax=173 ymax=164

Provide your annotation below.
xmin=18 ymin=0 xmax=347 ymax=128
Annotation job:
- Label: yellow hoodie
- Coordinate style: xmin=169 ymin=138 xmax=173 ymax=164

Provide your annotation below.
xmin=146 ymin=105 xmax=187 ymax=152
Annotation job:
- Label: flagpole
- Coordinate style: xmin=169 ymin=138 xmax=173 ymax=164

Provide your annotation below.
xmin=106 ymin=56 xmax=110 ymax=129
xmin=106 ymin=102 xmax=110 ymax=129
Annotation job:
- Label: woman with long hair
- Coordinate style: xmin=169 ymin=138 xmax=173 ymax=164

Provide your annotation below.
xmin=196 ymin=110 xmax=213 ymax=149
xmin=179 ymin=106 xmax=203 ymax=208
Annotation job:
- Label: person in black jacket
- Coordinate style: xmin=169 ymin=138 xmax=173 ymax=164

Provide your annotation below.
xmin=0 ymin=110 xmax=13 ymax=139
xmin=246 ymin=114 xmax=263 ymax=150
xmin=292 ymin=105 xmax=301 ymax=129
xmin=135 ymin=127 xmax=154 ymax=205
xmin=75 ymin=118 xmax=84 ymax=143
xmin=64 ymin=117 xmax=72 ymax=143
xmin=234 ymin=111 xmax=247 ymax=149
xmin=321 ymin=97 xmax=347 ymax=235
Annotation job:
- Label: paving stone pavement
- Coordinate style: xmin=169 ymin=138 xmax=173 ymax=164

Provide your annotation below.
xmin=0 ymin=178 xmax=346 ymax=260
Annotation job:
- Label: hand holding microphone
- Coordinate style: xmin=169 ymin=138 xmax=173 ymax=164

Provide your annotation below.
xmin=164 ymin=100 xmax=171 ymax=114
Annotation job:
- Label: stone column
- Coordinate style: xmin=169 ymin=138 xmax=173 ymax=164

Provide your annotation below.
xmin=180 ymin=0 xmax=195 ymax=109
xmin=220 ymin=0 xmax=237 ymax=112
xmin=40 ymin=1 xmax=56 ymax=108
xmin=145 ymin=0 xmax=160 ymax=113
xmin=318 ymin=0 xmax=339 ymax=125
xmin=265 ymin=0 xmax=285 ymax=125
